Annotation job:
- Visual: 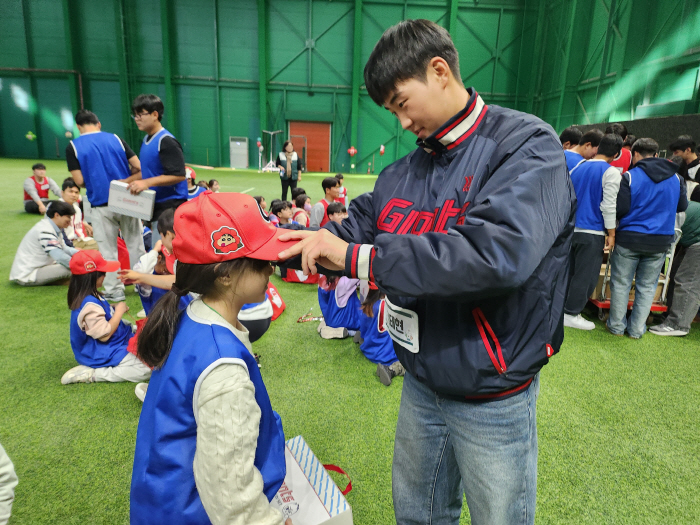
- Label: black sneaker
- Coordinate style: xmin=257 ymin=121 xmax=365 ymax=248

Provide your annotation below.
xmin=377 ymin=361 xmax=405 ymax=386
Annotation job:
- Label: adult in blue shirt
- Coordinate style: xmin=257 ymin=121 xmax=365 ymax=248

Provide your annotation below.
xmin=67 ymin=110 xmax=146 ymax=302
xmin=126 ymin=94 xmax=188 ymax=244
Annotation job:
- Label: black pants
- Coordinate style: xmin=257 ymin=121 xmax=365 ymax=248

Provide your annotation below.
xmin=24 ymin=199 xmax=51 ymax=214
xmin=281 ymin=178 xmax=297 ymax=201
xmin=565 ymin=232 xmax=606 ymax=315
xmin=664 ymin=244 xmax=687 ymax=312
xmin=239 ymin=317 xmax=272 ymax=343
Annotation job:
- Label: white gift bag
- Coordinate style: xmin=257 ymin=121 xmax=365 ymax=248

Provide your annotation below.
xmin=271 ymin=436 xmax=353 ymax=525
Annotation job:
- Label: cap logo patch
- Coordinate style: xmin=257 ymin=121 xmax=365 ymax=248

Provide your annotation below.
xmin=211 ymin=226 xmax=244 ymax=254
xmin=84 ymin=261 xmax=97 ymax=272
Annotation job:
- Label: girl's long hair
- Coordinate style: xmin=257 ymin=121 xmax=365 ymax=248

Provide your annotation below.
xmin=137 ymin=258 xmax=270 ymax=369
xmin=361 ymin=288 xmax=384 ymax=317
xmin=67 ymin=272 xmax=105 ymax=310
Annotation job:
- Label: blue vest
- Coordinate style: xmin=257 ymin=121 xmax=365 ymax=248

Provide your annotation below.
xmin=69 ymin=296 xmax=131 ymax=367
xmin=618 ymin=167 xmax=680 ymax=236
xmin=570 ymin=160 xmax=608 ymax=231
xmin=70 ymin=132 xmax=131 ymax=206
xmin=130 ymin=306 xmax=286 ymax=524
xmin=564 ymin=150 xmax=585 ymax=172
xmin=139 ymin=282 xmax=193 ymax=316
xmin=318 ymin=287 xmax=361 ymax=331
xmin=139 ymin=128 xmax=188 ymax=203
xmin=358 ymin=300 xmax=398 ymax=366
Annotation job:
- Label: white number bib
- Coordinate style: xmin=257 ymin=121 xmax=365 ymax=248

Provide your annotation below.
xmin=383 ymin=298 xmax=420 ymax=353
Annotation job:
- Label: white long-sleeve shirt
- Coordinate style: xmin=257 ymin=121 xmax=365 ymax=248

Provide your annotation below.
xmin=0 ymin=443 xmax=18 ymax=525
xmin=189 ymin=300 xmax=285 ymax=525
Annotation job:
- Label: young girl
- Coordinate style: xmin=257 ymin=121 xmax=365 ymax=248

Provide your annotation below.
xmin=317 ymin=275 xmax=361 ymax=338
xmin=130 ymin=192 xmax=293 ymax=525
xmin=358 ymin=282 xmax=405 ymax=386
xmin=61 ymin=251 xmax=152 ymax=385
xmin=292 ymin=193 xmax=311 ymax=227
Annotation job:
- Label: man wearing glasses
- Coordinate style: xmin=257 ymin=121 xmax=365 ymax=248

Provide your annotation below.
xmin=127 ymin=94 xmax=188 ymax=243
xmin=67 ymin=109 xmax=146 ymax=302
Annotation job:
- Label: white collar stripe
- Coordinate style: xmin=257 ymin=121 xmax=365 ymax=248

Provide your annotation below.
xmin=438 ymin=96 xmax=486 ymax=147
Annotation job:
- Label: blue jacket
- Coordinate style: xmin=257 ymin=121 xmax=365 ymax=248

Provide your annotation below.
xmin=131 ymin=305 xmax=286 ymax=524
xmin=358 ymin=299 xmax=398 ymax=366
xmin=616 ymin=157 xmax=687 ymax=253
xmin=564 ymin=149 xmax=585 ymax=172
xmin=70 ymin=296 xmax=131 ymax=368
xmin=325 ymin=89 xmax=576 ymax=400
xmin=317 ymin=285 xmax=361 ymax=331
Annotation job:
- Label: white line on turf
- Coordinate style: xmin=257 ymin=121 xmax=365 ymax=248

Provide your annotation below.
xmin=240 ymin=187 xmax=255 ymax=194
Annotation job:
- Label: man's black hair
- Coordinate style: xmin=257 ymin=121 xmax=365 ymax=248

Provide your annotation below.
xmin=597 ymin=134 xmax=623 ymax=158
xmin=327 ymin=202 xmax=344 ymax=216
xmin=157 ymin=208 xmax=175 ymax=236
xmin=631 ymin=138 xmax=659 ymax=158
xmin=364 ymin=19 xmax=461 ymax=106
xmin=322 ymin=177 xmax=339 ymax=193
xmin=669 ymin=135 xmax=696 ymax=153
xmin=75 ymin=109 xmax=99 ymax=126
xmin=335 ymin=173 xmax=344 ymax=180
xmin=623 ymin=135 xmax=636 ymax=148
xmin=604 ymin=122 xmax=627 ymax=140
xmin=559 ymin=126 xmax=582 ymax=146
xmin=294 ymin=193 xmax=309 ymax=209
xmin=579 ymin=129 xmax=604 ymax=147
xmin=270 ymin=200 xmax=291 ymax=216
xmin=46 ymin=200 xmax=75 ymax=218
xmin=32 ymin=163 xmax=46 ymax=171
xmin=291 ymin=187 xmax=306 ymax=200
xmin=62 ymin=177 xmax=79 ymax=191
xmin=131 ymin=94 xmax=164 ymax=121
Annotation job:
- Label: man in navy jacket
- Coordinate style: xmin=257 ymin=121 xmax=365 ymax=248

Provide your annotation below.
xmin=279 ymin=19 xmax=575 ymax=525
xmin=607 ymin=138 xmax=687 ymax=339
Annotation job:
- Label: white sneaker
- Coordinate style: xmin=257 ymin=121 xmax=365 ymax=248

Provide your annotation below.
xmin=61 ymin=365 xmax=96 ymax=385
xmin=564 ymin=313 xmax=595 ymax=330
xmin=135 ymin=382 xmax=148 ymax=402
xmin=649 ymin=324 xmax=688 ymax=337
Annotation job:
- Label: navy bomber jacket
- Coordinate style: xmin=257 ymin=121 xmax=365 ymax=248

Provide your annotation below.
xmin=326 ymin=88 xmax=576 ymax=400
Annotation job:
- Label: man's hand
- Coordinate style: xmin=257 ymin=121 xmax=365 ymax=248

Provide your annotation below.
xmin=277 ymin=229 xmax=348 ymax=275
xmin=605 ymin=229 xmax=615 ymax=251
xmin=83 ymin=222 xmax=93 ymax=236
xmin=38 ymin=202 xmax=46 ymax=214
xmin=128 ymin=179 xmax=151 ymax=194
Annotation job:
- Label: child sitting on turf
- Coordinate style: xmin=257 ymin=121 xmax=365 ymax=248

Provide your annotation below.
xmin=358 ymin=282 xmax=405 ymax=386
xmin=292 ymin=193 xmax=311 ymax=227
xmin=254 ymin=195 xmax=267 ymax=212
xmin=208 ymin=179 xmax=220 ymax=193
xmin=118 ymin=208 xmax=194 ymax=315
xmin=61 ymin=250 xmax=152 ymax=385
xmin=326 ymin=202 xmax=345 ymax=224
xmin=268 ymin=199 xmax=281 ymax=226
xmin=270 ymin=200 xmax=298 ymax=227
xmin=130 ymin=192 xmax=291 ymax=525
xmin=317 ymin=275 xmax=361 ymax=339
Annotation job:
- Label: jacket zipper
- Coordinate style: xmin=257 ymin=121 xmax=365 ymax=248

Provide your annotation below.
xmin=472 ymin=308 xmax=507 ymax=374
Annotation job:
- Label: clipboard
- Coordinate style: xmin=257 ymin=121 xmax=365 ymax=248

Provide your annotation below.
xmin=107 ymin=180 xmax=156 ymax=221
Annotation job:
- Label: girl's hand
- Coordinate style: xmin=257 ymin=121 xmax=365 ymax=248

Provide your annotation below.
xmin=118 ymin=269 xmax=141 ymax=284
xmin=114 ymin=302 xmax=129 ymax=315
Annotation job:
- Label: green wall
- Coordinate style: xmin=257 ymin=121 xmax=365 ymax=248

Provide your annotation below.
xmin=1 ymin=0 xmax=698 ymax=169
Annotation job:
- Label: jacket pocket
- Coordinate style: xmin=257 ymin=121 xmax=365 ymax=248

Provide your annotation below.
xmin=472 ymin=308 xmax=507 ymax=374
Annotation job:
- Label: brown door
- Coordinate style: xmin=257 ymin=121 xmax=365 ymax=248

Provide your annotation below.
xmin=289 ymin=121 xmax=331 ymax=172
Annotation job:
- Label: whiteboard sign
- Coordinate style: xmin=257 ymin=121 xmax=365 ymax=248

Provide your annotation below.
xmin=108 ymin=180 xmax=155 ymax=221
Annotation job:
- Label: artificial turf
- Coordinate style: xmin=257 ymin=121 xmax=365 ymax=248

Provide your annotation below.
xmin=1 ymin=157 xmax=699 ymax=524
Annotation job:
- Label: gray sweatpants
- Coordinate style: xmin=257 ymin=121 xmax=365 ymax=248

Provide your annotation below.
xmin=15 ymin=263 xmax=71 ymax=286
xmin=91 ymin=207 xmax=146 ymax=300
xmin=665 ymin=243 xmax=700 ymax=331
xmin=94 ymin=353 xmax=151 ymax=383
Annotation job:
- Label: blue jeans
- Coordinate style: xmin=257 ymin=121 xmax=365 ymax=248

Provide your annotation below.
xmin=393 ymin=372 xmax=540 ymax=525
xmin=606 ymin=245 xmax=666 ymax=338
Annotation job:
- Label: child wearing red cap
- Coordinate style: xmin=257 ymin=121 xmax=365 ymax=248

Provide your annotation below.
xmin=60 ymin=250 xmax=152 ymax=385
xmin=130 ymin=192 xmax=294 ymax=525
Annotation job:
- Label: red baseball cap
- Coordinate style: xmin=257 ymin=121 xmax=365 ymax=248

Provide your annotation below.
xmin=185 ymin=166 xmax=196 ymax=180
xmin=173 ymin=191 xmax=297 ymax=264
xmin=70 ymin=250 xmax=121 ymax=275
